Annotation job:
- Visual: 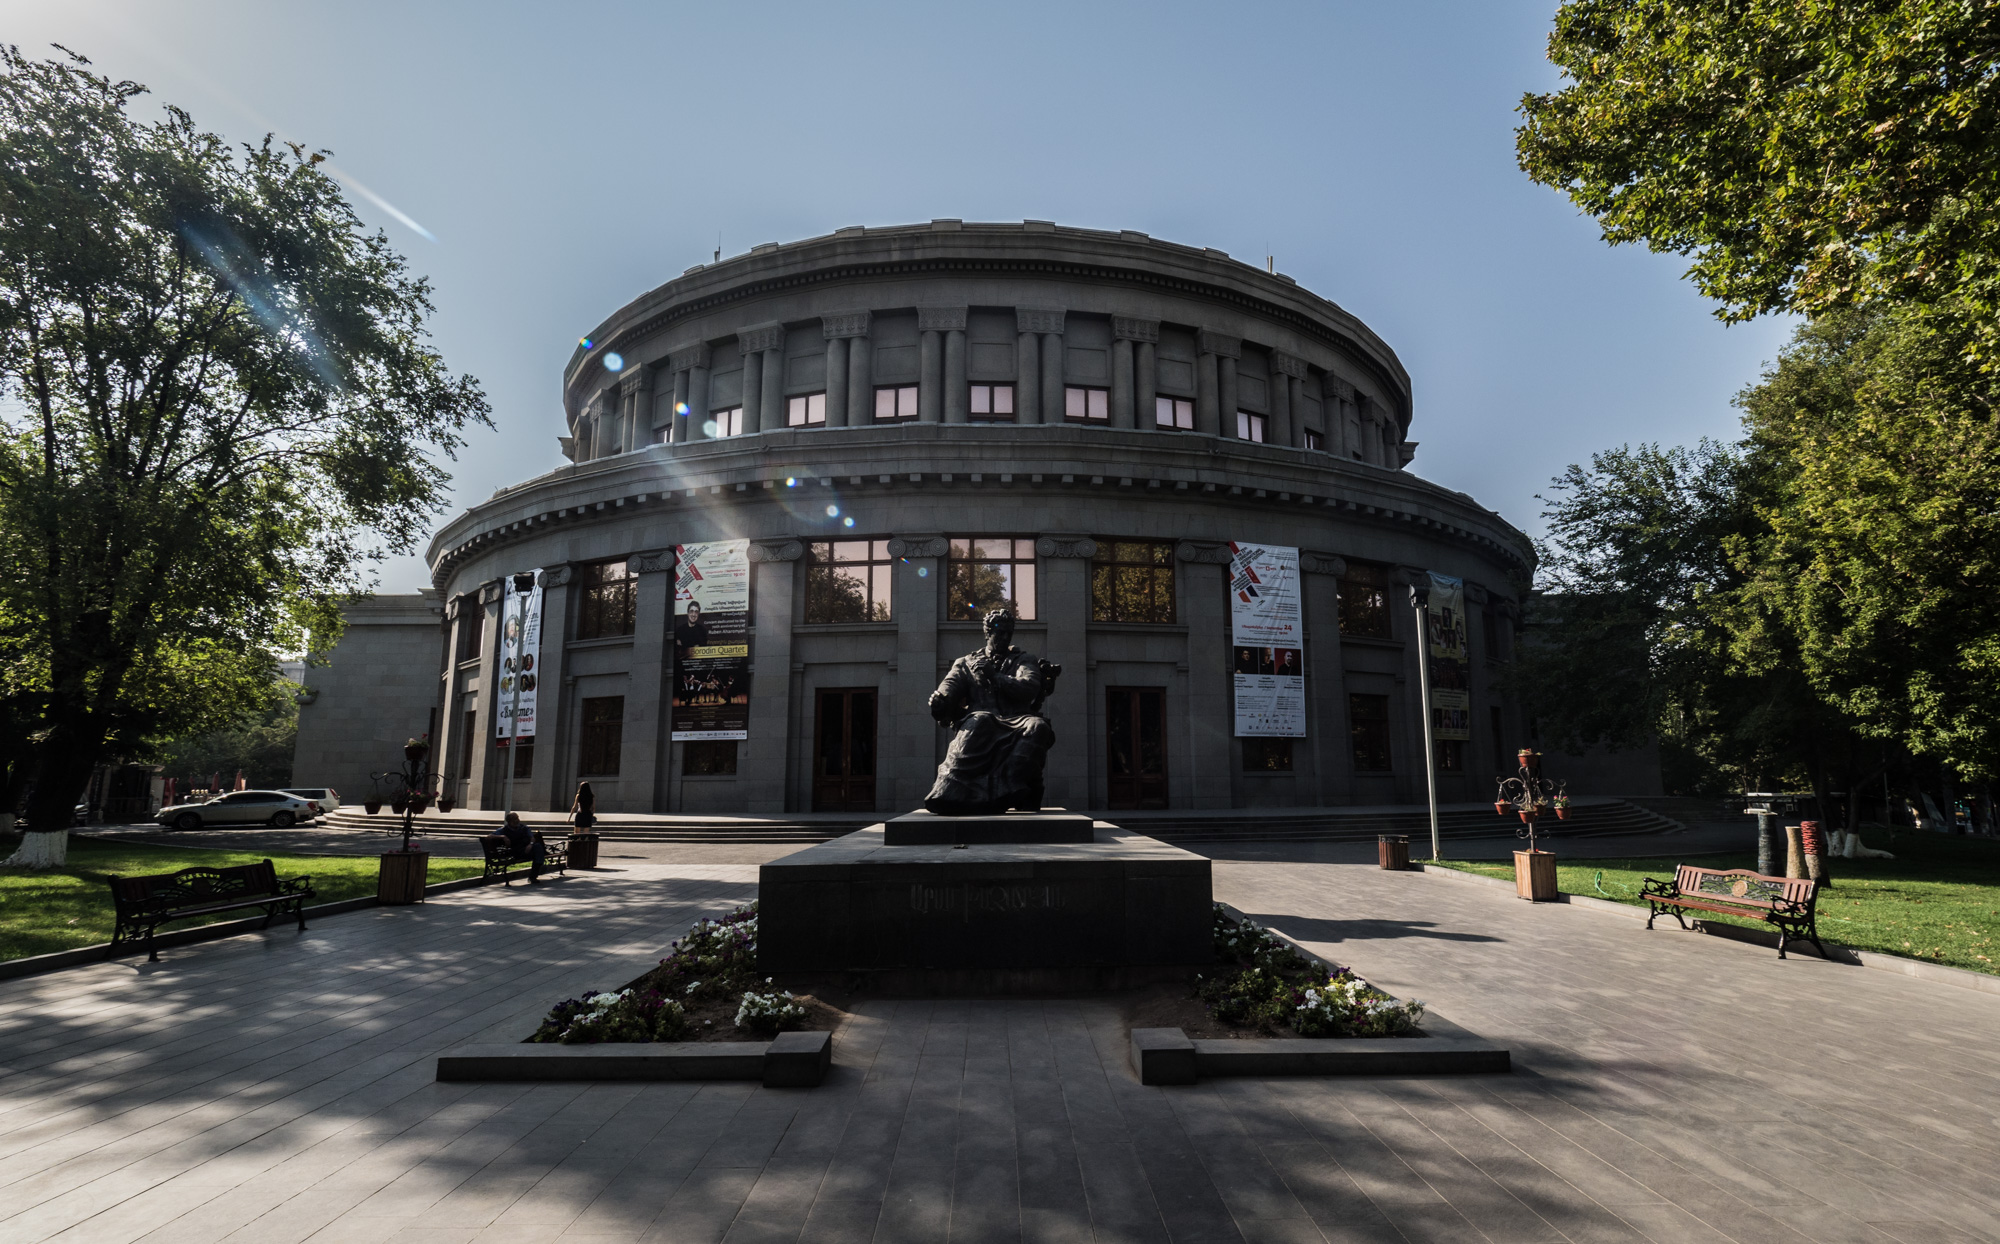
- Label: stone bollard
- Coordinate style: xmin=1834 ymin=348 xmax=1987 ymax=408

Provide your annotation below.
xmin=1756 ymin=811 xmax=1780 ymax=877
xmin=1784 ymin=824 xmax=1806 ymax=880
xmin=1800 ymin=820 xmax=1832 ymax=887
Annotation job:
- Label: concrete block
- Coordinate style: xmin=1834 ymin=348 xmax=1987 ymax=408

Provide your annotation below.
xmin=883 ymin=809 xmax=1095 ymax=845
xmin=762 ymin=1029 xmax=833 ymax=1087
xmin=1131 ymin=1027 xmax=1197 ymax=1085
xmin=434 ymin=1042 xmax=768 ymax=1081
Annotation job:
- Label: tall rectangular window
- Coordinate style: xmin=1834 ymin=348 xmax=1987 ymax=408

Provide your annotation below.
xmin=806 ymin=540 xmax=893 ymax=623
xmin=455 ymin=605 xmax=483 ymax=663
xmin=578 ymin=696 xmax=624 ymax=776
xmin=1337 ymin=563 xmax=1392 ymax=639
xmin=1064 ymin=386 xmax=1109 ymax=422
xmin=969 ymin=383 xmax=1015 ymax=421
xmin=511 ymin=739 xmax=535 ymax=779
xmin=1242 ymin=738 xmax=1294 ymax=772
xmin=1303 ymin=428 xmax=1324 ymax=450
xmin=709 ymin=406 xmax=743 ymax=437
xmin=874 ymin=386 xmax=918 ymax=421
xmin=1350 ymin=694 xmax=1392 ymax=772
xmin=575 ymin=559 xmax=637 ymax=640
xmin=787 ymin=392 xmax=827 ymax=427
xmin=948 ymin=537 xmax=1037 ymax=620
xmin=1236 ymin=412 xmax=1267 ymax=442
xmin=1091 ymin=540 xmax=1176 ymax=623
xmin=1156 ymin=396 xmax=1194 ymax=430
xmin=1435 ymin=739 xmax=1464 ymax=772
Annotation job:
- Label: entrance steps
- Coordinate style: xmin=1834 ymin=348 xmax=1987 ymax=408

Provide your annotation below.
xmin=324 ymin=796 xmax=1680 ymax=845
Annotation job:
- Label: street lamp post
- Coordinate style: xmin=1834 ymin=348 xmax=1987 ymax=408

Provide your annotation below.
xmin=500 ymin=570 xmax=537 ymax=822
xmin=1409 ymin=583 xmax=1442 ymax=861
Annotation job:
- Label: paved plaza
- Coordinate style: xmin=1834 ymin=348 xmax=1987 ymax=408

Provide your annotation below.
xmin=2 ymin=848 xmax=1996 ymax=1244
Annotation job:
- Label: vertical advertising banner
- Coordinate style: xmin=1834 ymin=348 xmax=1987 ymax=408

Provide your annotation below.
xmin=497 ymin=571 xmax=544 ymax=745
xmin=672 ymin=539 xmax=751 ymax=741
xmin=1425 ymin=572 xmax=1471 ymax=742
xmin=1229 ymin=543 xmax=1306 ymax=737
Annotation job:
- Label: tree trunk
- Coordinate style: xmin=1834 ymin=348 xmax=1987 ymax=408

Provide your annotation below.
xmin=6 ymin=727 xmax=102 ymax=868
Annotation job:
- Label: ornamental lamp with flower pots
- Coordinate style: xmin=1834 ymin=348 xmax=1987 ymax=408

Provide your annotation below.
xmin=1494 ymin=749 xmax=1565 ymax=901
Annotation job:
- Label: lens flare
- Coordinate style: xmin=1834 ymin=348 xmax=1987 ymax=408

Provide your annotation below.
xmin=676 ymin=402 xmax=691 ymax=416
xmin=786 ymin=477 xmax=797 ymax=487
xmin=843 ymin=516 xmax=855 ymax=527
xmin=917 ymin=566 xmax=929 ymax=577
xmin=579 ymin=337 xmax=594 ymax=350
xmin=702 ymin=420 xmax=718 ymax=437
xmin=604 ymin=352 xmax=624 ymax=372
xmin=825 ymin=504 xmax=840 ymax=518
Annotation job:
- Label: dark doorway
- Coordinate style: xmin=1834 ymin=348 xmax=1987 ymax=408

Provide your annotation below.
xmin=813 ymin=688 xmax=877 ymax=811
xmin=1106 ymin=686 xmax=1168 ymax=809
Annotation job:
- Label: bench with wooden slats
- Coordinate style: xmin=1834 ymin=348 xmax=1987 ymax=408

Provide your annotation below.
xmin=1639 ymin=865 xmax=1824 ymax=959
xmin=107 ymin=860 xmax=315 ymax=962
xmin=479 ymin=833 xmax=567 ymax=883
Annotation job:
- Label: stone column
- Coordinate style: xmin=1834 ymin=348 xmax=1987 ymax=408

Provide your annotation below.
xmin=917 ymin=307 xmax=962 ymax=424
xmin=1325 ymin=376 xmax=1351 ymax=458
xmin=1112 ymin=317 xmax=1157 ymax=432
xmin=848 ymin=334 xmax=872 ymax=426
xmin=739 ymin=344 xmax=762 ymax=435
xmin=1109 ymin=338 xmax=1133 ymax=429
xmin=1015 ymin=330 xmax=1040 ymax=424
xmin=1195 ymin=352 xmax=1219 ymax=435
xmin=1137 ymin=340 xmax=1157 ymax=428
xmin=1042 ymin=331 xmax=1064 ymax=423
xmin=1200 ymin=332 xmax=1240 ymax=439
xmin=944 ymin=329 xmax=968 ymax=423
xmin=621 ymin=369 xmax=653 ymax=450
xmin=762 ymin=344 xmax=785 ymax=431
xmin=742 ymin=539 xmax=802 ymax=813
xmin=1176 ymin=542 xmax=1235 ymax=808
xmin=887 ymin=535 xmax=946 ymax=809
xmin=619 ymin=549 xmax=675 ymax=812
xmin=1017 ymin=308 xmax=1063 ymax=426
xmin=681 ymin=345 xmax=712 ymax=442
xmin=533 ymin=564 xmax=573 ymax=811
xmin=1272 ymin=352 xmax=1304 ymax=448
xmin=1302 ymin=553 xmax=1347 ymax=804
xmin=671 ymin=369 xmax=690 ymax=444
xmin=1036 ymin=535 xmax=1096 ymax=810
xmin=1219 ymin=359 xmax=1239 ymax=438
xmin=466 ymin=578 xmax=504 ymax=809
xmin=821 ymin=312 xmax=868 ymax=428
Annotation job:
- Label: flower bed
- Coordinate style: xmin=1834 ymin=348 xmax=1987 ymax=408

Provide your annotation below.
xmin=527 ymin=902 xmax=839 ymax=1043
xmin=1193 ymin=906 xmax=1425 ymax=1039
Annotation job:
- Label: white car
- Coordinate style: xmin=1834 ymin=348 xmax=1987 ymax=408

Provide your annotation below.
xmin=282 ymin=787 xmax=340 ymax=814
xmin=155 ymin=790 xmax=318 ymax=831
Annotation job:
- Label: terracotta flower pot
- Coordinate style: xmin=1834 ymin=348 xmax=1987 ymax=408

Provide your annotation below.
xmin=390 ymin=795 xmax=408 ymax=814
xmin=1494 ymin=800 xmax=1509 ymax=816
xmin=410 ymin=794 xmax=431 ymax=814
xmin=1518 ymin=810 xmax=1534 ymax=824
xmin=438 ymin=796 xmax=455 ymax=814
xmin=364 ymin=798 xmax=382 ymax=815
xmin=1555 ymin=806 xmax=1570 ymax=820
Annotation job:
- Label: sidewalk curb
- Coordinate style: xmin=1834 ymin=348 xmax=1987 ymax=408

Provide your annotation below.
xmin=1407 ymin=862 xmax=2000 ymax=998
xmin=0 ymin=871 xmax=517 ymax=984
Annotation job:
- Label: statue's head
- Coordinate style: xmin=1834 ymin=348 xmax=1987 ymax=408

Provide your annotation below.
xmin=982 ymin=609 xmax=1016 ymax=638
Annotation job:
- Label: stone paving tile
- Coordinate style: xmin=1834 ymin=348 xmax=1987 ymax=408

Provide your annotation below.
xmin=4 ymin=857 xmax=1999 ymax=1242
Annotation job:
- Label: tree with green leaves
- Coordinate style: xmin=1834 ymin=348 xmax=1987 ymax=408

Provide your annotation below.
xmin=0 ymin=48 xmax=489 ymax=865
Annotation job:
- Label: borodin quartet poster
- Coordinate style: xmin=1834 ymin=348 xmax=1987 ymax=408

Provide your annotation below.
xmin=1229 ymin=542 xmax=1306 ymax=737
xmin=672 ymin=539 xmax=750 ymax=741
xmin=496 ymin=570 xmax=543 ymax=747
xmin=1425 ymin=572 xmax=1471 ymax=742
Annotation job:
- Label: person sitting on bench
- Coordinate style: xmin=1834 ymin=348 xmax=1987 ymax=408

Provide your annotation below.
xmin=483 ymin=812 xmax=546 ymax=883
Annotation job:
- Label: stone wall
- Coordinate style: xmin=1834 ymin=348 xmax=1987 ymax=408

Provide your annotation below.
xmin=292 ymin=592 xmax=443 ymax=806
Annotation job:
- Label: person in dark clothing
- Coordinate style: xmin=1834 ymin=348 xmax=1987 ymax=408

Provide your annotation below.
xmin=483 ymin=811 xmax=546 ymax=882
xmin=570 ymin=780 xmax=596 ymax=830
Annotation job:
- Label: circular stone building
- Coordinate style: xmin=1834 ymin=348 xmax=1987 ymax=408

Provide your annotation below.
xmin=421 ymin=221 xmax=1534 ymax=817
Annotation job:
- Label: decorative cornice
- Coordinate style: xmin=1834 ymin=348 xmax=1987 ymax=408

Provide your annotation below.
xmin=1302 ymin=551 xmax=1347 ymax=577
xmin=444 ymin=596 xmax=462 ymax=622
xmin=620 ymin=368 xmax=653 ymax=396
xmin=478 ymin=579 xmax=505 ymax=605
xmin=1272 ymin=351 xmax=1307 ymax=379
xmin=1112 ymin=316 xmax=1160 ymax=343
xmin=886 ymin=535 xmax=947 ymax=559
xmin=557 ymin=435 xmax=576 ymax=462
xmin=822 ymin=310 xmax=871 ymax=339
xmin=628 ymin=548 xmax=675 ymax=574
xmin=1176 ymin=541 xmax=1231 ymax=565
xmin=749 ymin=538 xmax=805 ymax=563
xmin=1197 ymin=330 xmax=1242 ymax=359
xmin=916 ymin=306 xmax=967 ymax=332
xmin=1035 ymin=535 xmax=1099 ymax=559
xmin=737 ymin=322 xmax=786 ymax=353
xmin=539 ymin=564 xmax=574 ymax=588
xmin=1017 ymin=307 xmax=1065 ymax=335
xmin=667 ymin=343 xmax=711 ymax=372
xmin=1465 ymin=581 xmax=1489 ymax=605
xmin=1324 ymin=375 xmax=1356 ymax=401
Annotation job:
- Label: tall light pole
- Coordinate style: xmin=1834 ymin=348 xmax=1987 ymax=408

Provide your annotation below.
xmin=1410 ymin=582 xmax=1442 ymax=861
xmin=501 ymin=570 xmax=537 ymax=821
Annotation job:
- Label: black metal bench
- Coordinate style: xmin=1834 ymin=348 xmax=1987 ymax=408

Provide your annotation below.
xmin=108 ymin=860 xmax=315 ymax=962
xmin=480 ymin=833 xmax=568 ymax=883
xmin=1640 ymin=864 xmax=1825 ymax=959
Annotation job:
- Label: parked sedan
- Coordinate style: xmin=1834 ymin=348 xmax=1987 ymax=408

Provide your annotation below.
xmin=155 ymin=790 xmax=317 ymax=831
xmin=281 ymin=787 xmax=340 ymax=814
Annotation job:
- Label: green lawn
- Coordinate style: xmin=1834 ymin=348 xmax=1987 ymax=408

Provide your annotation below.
xmin=0 ymin=835 xmax=485 ymax=961
xmin=1430 ymin=830 xmax=2000 ymax=976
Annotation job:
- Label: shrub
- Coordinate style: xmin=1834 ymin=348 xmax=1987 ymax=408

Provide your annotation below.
xmin=648 ymin=902 xmax=761 ymax=1003
xmin=734 ymin=983 xmax=808 ymax=1034
xmin=528 ymin=988 xmax=690 ymax=1044
xmin=1292 ymin=973 xmax=1425 ymax=1038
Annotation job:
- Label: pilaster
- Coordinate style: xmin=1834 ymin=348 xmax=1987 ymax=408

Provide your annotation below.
xmin=1301 ymin=552 xmax=1348 ymax=805
xmin=887 ymin=534 xmax=946 ymax=809
xmin=535 ymin=563 xmax=574 ymax=812
xmin=743 ymin=539 xmax=803 ymax=813
xmin=467 ymin=578 xmax=504 ymax=809
xmin=943 ymin=330 xmax=968 ymax=423
xmin=619 ymin=548 xmax=674 ymax=813
xmin=1034 ymin=534 xmax=1096 ymax=811
xmin=1016 ymin=332 xmax=1040 ymax=424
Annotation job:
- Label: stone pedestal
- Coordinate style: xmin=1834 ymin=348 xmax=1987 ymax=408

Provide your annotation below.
xmin=883 ymin=809 xmax=1094 ymax=846
xmin=758 ymin=822 xmax=1212 ymax=994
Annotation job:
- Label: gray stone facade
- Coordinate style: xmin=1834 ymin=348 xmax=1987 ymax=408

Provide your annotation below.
xmin=348 ymin=223 xmax=1544 ymax=816
xmin=292 ymin=591 xmax=444 ymax=803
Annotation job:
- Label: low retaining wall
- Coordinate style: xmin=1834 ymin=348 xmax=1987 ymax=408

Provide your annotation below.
xmin=435 ymin=1030 xmax=832 ymax=1087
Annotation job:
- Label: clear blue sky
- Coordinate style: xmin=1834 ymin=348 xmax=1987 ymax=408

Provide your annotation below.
xmin=5 ymin=0 xmax=1794 ymax=591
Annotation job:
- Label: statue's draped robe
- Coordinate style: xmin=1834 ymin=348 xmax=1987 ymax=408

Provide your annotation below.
xmin=925 ymin=645 xmax=1055 ymax=815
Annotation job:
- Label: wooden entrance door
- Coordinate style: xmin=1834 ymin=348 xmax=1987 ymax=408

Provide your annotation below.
xmin=1106 ymin=687 xmax=1168 ymax=809
xmin=813 ymin=688 xmax=877 ymax=811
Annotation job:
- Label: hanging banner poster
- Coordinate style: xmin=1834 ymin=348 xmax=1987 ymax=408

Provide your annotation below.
xmin=497 ymin=570 xmax=544 ymax=745
xmin=1229 ymin=542 xmax=1306 ymax=737
xmin=1425 ymin=572 xmax=1471 ymax=742
xmin=672 ymin=539 xmax=751 ymax=741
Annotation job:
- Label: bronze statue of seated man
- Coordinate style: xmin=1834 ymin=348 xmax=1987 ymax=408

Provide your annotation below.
xmin=924 ymin=610 xmax=1062 ymax=816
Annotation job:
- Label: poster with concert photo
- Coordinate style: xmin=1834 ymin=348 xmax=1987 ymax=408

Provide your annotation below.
xmin=1229 ymin=542 xmax=1306 ymax=737
xmin=496 ymin=570 xmax=543 ymax=746
xmin=672 ymin=539 xmax=751 ymax=741
xmin=1425 ymin=572 xmax=1471 ymax=742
